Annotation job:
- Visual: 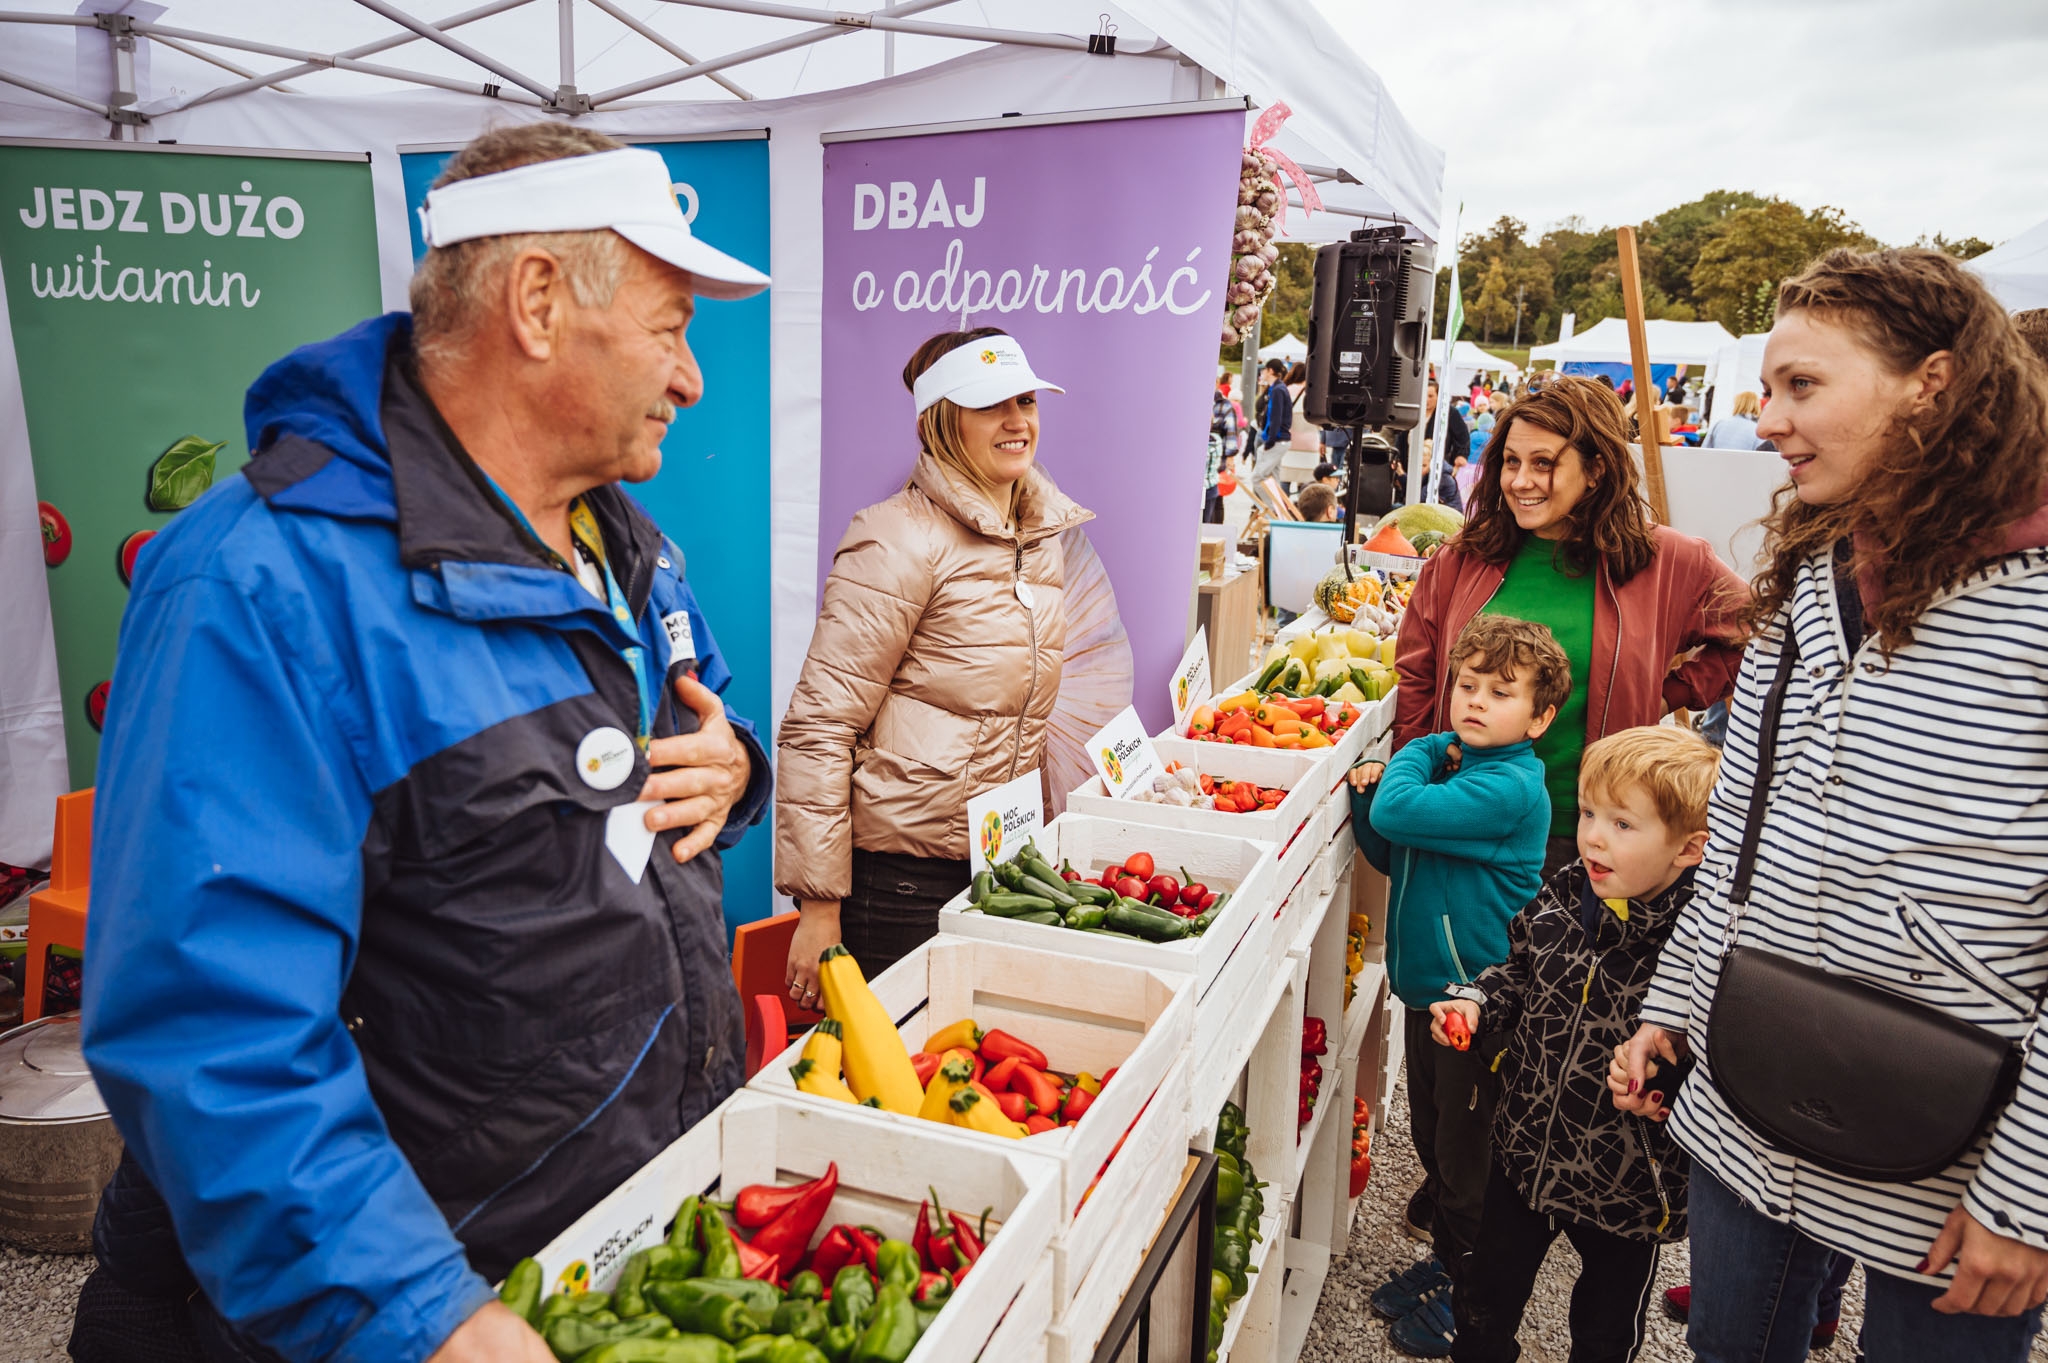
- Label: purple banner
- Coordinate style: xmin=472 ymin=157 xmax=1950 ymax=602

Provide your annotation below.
xmin=819 ymin=109 xmax=1242 ymax=737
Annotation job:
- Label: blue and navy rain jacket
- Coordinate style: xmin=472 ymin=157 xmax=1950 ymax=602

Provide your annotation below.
xmin=80 ymin=313 xmax=770 ymax=1363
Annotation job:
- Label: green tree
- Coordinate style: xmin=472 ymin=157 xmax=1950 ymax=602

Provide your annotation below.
xmin=1691 ymin=202 xmax=1877 ymax=332
xmin=1641 ymin=190 xmax=1774 ymax=303
xmin=1917 ymin=232 xmax=1994 ymax=260
xmin=1470 ymin=258 xmax=1514 ymax=343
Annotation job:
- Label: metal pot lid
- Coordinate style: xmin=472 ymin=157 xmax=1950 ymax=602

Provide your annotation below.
xmin=0 ymin=1013 xmax=109 ymax=1121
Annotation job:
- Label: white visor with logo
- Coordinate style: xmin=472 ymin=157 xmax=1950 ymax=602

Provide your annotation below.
xmin=912 ymin=334 xmax=1065 ymax=414
xmin=416 ymin=147 xmax=769 ymax=301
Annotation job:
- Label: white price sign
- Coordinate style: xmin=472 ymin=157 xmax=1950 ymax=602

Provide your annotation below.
xmin=965 ymin=768 xmax=1045 ymax=872
xmin=1087 ymin=705 xmax=1164 ymax=800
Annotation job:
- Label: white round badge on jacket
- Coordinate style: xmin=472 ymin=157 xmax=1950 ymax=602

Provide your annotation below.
xmin=1015 ymin=580 xmax=1035 ymax=609
xmin=577 ymin=726 xmax=636 ymax=791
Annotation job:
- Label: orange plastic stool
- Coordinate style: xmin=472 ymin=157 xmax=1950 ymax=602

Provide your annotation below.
xmin=25 ymin=788 xmax=93 ymax=1022
xmin=731 ymin=911 xmax=821 ymax=1078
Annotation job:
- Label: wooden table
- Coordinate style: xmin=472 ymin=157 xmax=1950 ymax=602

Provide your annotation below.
xmin=1197 ymin=568 xmax=1261 ymax=685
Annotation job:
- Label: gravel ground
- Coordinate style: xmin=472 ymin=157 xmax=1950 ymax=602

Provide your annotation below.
xmin=0 ymin=1241 xmax=92 ymax=1363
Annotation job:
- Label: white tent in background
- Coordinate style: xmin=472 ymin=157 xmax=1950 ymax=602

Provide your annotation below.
xmin=1262 ymin=332 xmax=1310 ymax=364
xmin=1528 ymin=316 xmax=1738 ymax=368
xmin=1703 ymin=333 xmax=1770 ymax=427
xmin=1446 ymin=340 xmax=1520 ymax=382
xmin=1967 ymin=218 xmax=2048 ymax=311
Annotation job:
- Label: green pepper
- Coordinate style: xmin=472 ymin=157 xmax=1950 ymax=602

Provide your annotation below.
xmin=667 ymin=1277 xmax=781 ymax=1317
xmin=1234 ymin=1197 xmax=1262 ymax=1243
xmin=1215 ymin=1161 xmax=1244 ymax=1212
xmin=645 ymin=1280 xmax=760 ymax=1343
xmin=1213 ymin=1228 xmax=1250 ymax=1300
xmin=734 ymin=1336 xmax=779 ymax=1363
xmin=571 ymin=1291 xmax=615 ymax=1315
xmin=499 ymin=1257 xmax=543 ymax=1325
xmin=819 ymin=1323 xmax=860 ymax=1363
xmin=574 ymin=1340 xmax=738 ymax=1363
xmin=767 ymin=1341 xmax=831 ymax=1363
xmin=1013 ymin=909 xmax=1063 ymax=926
xmin=537 ymin=1292 xmax=579 ymax=1330
xmin=850 ymin=1283 xmax=918 ymax=1363
xmin=828 ymin=1266 xmax=876 ymax=1329
xmin=786 ymin=1270 xmax=824 ymax=1301
xmin=873 ymin=1240 xmax=920 ymax=1294
xmin=668 ymin=1194 xmax=702 ymax=1251
xmin=697 ymin=1203 xmax=742 ymax=1280
xmin=652 ymin=1245 xmax=704 ymax=1281
xmin=912 ymin=1304 xmax=941 ymax=1339
xmin=978 ymin=892 xmax=1061 ymax=918
xmin=969 ymin=871 xmax=993 ymax=904
xmin=1065 ymin=906 xmax=1106 ymax=931
xmin=1103 ymin=902 xmax=1189 ymax=940
xmin=614 ymin=1246 xmax=673 ymax=1319
xmin=1209 ymin=1299 xmax=1227 ymax=1347
xmin=770 ymin=1298 xmax=829 ymax=1344
xmin=545 ymin=1311 xmax=678 ymax=1361
xmin=1254 ymin=656 xmax=1287 ymax=690
xmin=1210 ymin=1269 xmax=1233 ymax=1310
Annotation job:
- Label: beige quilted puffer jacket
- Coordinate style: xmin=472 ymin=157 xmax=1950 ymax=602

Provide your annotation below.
xmin=775 ymin=453 xmax=1093 ymax=903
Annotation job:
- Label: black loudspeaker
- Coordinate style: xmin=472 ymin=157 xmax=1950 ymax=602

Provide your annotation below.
xmin=1303 ymin=226 xmax=1432 ymax=433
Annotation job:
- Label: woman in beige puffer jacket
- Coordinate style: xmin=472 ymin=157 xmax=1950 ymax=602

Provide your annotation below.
xmin=778 ymin=328 xmax=1093 ymax=1002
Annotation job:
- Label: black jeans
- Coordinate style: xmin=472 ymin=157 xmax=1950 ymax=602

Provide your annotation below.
xmin=1452 ymin=1160 xmax=1660 ymax=1363
xmin=1405 ymin=1006 xmax=1501 ymax=1283
xmin=838 ymin=848 xmax=971 ymax=981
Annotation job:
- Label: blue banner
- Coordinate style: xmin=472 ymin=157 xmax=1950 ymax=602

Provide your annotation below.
xmin=402 ymin=138 xmax=774 ymax=935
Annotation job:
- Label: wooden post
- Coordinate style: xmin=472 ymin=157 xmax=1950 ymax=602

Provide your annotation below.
xmin=1614 ymin=226 xmax=1671 ymax=524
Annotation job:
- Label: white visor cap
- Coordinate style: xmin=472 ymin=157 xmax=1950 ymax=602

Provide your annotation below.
xmin=912 ymin=334 xmax=1065 ymax=415
xmin=416 ymin=147 xmax=770 ymax=301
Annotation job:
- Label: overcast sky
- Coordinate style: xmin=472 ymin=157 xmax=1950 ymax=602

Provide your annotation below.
xmin=1312 ymin=0 xmax=2048 ymax=256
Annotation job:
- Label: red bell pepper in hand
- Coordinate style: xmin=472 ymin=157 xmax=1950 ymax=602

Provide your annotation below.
xmin=980 ymin=1030 xmax=1049 ymax=1071
xmin=1443 ymin=1010 xmax=1472 ymax=1052
xmin=747 ymin=1161 xmax=838 ymax=1281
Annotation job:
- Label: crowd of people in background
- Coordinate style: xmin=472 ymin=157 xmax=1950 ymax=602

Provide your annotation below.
xmin=1203 ymin=255 xmax=2048 ymax=1363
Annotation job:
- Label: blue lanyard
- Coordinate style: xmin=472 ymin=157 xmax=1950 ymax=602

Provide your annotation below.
xmin=481 ymin=475 xmax=655 ymax=746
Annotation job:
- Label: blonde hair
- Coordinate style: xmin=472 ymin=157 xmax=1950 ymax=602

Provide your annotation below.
xmin=903 ymin=328 xmax=1023 ymax=520
xmin=1731 ymin=390 xmax=1762 ymax=419
xmin=1579 ymin=726 xmax=1721 ymax=833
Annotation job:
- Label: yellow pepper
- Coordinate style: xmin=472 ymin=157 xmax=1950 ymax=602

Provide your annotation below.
xmin=924 ymin=1018 xmax=981 ymax=1055
xmin=948 ymin=1086 xmax=1026 ymax=1139
xmin=918 ymin=1057 xmax=977 ymax=1123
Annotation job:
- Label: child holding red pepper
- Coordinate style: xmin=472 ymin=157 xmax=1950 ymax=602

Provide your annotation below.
xmin=1428 ymin=727 xmax=1717 ymax=1363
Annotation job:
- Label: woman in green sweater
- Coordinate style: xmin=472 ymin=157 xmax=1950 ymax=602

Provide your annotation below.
xmin=1390 ymin=375 xmax=1749 ymax=874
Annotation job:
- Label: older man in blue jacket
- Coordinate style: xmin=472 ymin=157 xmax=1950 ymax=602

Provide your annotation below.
xmin=71 ymin=125 xmax=772 ymax=1363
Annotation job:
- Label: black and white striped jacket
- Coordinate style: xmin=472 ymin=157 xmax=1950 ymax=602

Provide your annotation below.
xmin=1643 ymin=545 xmax=2048 ymax=1282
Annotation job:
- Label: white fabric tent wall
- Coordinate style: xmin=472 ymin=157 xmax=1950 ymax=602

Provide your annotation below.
xmin=0 ymin=6 xmax=1442 ymax=867
xmin=1262 ymin=332 xmax=1308 ymax=363
xmin=1702 ymin=332 xmax=1769 ymax=427
xmin=1528 ymin=315 xmax=1738 ymax=368
xmin=1966 ymin=216 xmax=2048 ymax=312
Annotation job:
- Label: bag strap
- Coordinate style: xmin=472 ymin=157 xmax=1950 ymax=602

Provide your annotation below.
xmin=1728 ymin=630 xmax=1801 ymax=908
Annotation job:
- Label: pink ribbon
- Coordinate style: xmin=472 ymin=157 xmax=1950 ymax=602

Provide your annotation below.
xmin=1248 ymin=102 xmax=1325 ymax=231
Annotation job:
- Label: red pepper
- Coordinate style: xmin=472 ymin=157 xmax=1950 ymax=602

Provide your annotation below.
xmin=809 ymin=1224 xmax=860 ymax=1281
xmin=1122 ymin=852 xmax=1155 ymax=880
xmin=1443 ymin=1010 xmax=1472 ymax=1052
xmin=1199 ymin=891 xmax=1217 ymax=911
xmin=911 ymin=1196 xmax=931 ymax=1270
xmin=916 ymin=1270 xmax=954 ymax=1305
xmin=980 ymin=1030 xmax=1049 ymax=1071
xmin=923 ymin=1187 xmax=963 ymax=1272
xmin=1179 ymin=870 xmax=1208 ymax=907
xmin=1145 ymin=874 xmax=1181 ymax=904
xmin=733 ymin=1172 xmax=819 ymax=1230
xmin=993 ymin=1091 xmax=1032 ymax=1123
xmin=735 ymin=1234 xmax=780 ymax=1281
xmin=984 ymin=1055 xmax=1025 ymax=1094
xmin=1115 ymin=875 xmax=1147 ymax=901
xmin=1061 ymin=1084 xmax=1095 ymax=1123
xmin=746 ymin=1161 xmax=837 ymax=1281
xmin=1098 ymin=865 xmax=1125 ymax=889
xmin=1009 ymin=1065 xmax=1064 ymax=1117
xmin=851 ymin=1225 xmax=881 ymax=1273
xmin=948 ymin=1208 xmax=988 ymax=1270
xmin=1101 ymin=1067 xmax=1119 ymax=1086
xmin=911 ymin=1051 xmax=943 ymax=1088
xmin=1301 ymin=1017 xmax=1328 ymax=1057
xmin=1024 ymin=1113 xmax=1056 ymax=1134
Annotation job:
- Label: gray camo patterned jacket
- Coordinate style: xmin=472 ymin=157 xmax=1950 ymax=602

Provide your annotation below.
xmin=1473 ymin=861 xmax=1695 ymax=1243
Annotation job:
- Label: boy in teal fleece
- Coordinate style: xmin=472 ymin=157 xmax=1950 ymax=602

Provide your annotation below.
xmin=1347 ymin=614 xmax=1567 ymax=1351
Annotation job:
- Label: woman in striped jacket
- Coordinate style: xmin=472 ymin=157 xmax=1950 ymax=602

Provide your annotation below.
xmin=1614 ymin=248 xmax=2048 ymax=1363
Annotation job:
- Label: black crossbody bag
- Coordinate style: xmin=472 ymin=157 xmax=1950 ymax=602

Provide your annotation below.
xmin=1705 ymin=634 xmax=2036 ymax=1183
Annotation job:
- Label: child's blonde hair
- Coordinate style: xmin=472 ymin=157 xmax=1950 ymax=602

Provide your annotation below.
xmin=1579 ymin=726 xmax=1721 ymax=833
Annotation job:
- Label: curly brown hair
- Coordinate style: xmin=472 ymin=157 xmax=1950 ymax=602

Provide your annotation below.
xmin=1746 ymin=249 xmax=2048 ymax=652
xmin=1454 ymin=374 xmax=1658 ymax=583
xmin=1449 ymin=614 xmax=1574 ymax=717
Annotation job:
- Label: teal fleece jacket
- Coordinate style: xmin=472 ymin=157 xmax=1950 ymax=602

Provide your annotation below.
xmin=1352 ymin=732 xmax=1551 ymax=1007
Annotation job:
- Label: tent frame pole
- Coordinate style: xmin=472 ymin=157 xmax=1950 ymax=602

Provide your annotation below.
xmin=132 ymin=20 xmax=550 ymax=104
xmin=345 ymin=0 xmax=558 ymax=103
xmin=580 ymin=0 xmax=755 ymax=100
xmin=655 ymin=0 xmax=1173 ymax=57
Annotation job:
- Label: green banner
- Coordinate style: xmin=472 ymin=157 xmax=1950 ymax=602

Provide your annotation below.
xmin=0 ymin=140 xmax=382 ymax=787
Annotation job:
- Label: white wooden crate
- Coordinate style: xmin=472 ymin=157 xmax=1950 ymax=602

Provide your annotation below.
xmin=749 ymin=936 xmax=1194 ymax=1237
xmin=1066 ymin=739 xmax=1336 ymax=888
xmin=1045 ymin=1089 xmax=1197 ymax=1363
xmin=936 ymin=812 xmax=1279 ymax=1001
xmin=1213 ymin=1199 xmax=1290 ymax=1363
xmin=978 ymin=1251 xmax=1053 ymax=1363
xmin=529 ymin=1090 xmax=1059 ymax=1363
xmin=1046 ymin=1057 xmax=1193 ymax=1347
xmin=1185 ymin=672 xmax=1397 ymax=779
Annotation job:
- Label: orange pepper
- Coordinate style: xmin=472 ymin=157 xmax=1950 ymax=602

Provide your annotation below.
xmin=1273 ymin=733 xmax=1305 ymax=749
xmin=1189 ymin=704 xmax=1218 ymax=735
xmin=1267 ymin=714 xmax=1311 ymax=736
xmin=1246 ymin=724 xmax=1279 ymax=748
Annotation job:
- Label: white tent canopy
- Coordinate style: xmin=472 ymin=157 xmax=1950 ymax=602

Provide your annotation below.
xmin=0 ymin=0 xmax=1444 ymax=867
xmin=1528 ymin=316 xmax=1738 ymax=368
xmin=1703 ymin=332 xmax=1770 ymax=426
xmin=1262 ymin=332 xmax=1308 ymax=363
xmin=1445 ymin=340 xmax=1519 ymax=380
xmin=1966 ymin=217 xmax=2048 ymax=311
